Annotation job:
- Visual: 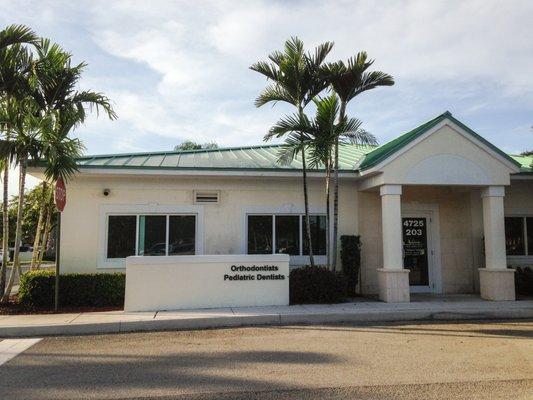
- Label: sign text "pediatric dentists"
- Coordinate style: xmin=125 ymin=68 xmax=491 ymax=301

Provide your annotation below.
xmin=224 ymin=264 xmax=286 ymax=281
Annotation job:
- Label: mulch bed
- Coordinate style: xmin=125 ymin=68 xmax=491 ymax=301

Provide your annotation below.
xmin=0 ymin=295 xmax=123 ymax=315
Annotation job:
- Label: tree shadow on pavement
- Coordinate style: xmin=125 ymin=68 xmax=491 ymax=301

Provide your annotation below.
xmin=0 ymin=349 xmax=341 ymax=400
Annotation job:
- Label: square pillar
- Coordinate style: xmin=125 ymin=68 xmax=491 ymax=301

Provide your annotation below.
xmin=377 ymin=184 xmax=410 ymax=303
xmin=479 ymin=186 xmax=515 ymax=301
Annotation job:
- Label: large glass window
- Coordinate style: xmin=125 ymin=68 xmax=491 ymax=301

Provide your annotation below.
xmin=138 ymin=215 xmax=166 ymax=256
xmin=248 ymin=215 xmax=273 ymax=254
xmin=107 ymin=216 xmax=136 ymax=258
xmin=303 ymin=215 xmax=327 ymax=256
xmin=169 ymin=216 xmax=196 ymax=255
xmin=505 ymin=217 xmax=525 ymax=255
xmin=247 ymin=214 xmax=327 ymax=257
xmin=276 ymin=216 xmax=300 ymax=255
xmin=106 ymin=214 xmax=196 ymax=258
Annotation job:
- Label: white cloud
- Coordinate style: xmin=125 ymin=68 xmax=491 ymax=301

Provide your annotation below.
xmin=1 ymin=0 xmax=532 ymax=155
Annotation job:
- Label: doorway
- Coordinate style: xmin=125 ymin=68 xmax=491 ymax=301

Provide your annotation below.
xmin=402 ymin=208 xmax=441 ymax=293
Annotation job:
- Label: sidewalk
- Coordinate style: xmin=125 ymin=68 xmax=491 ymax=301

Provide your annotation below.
xmin=1 ymin=295 xmax=532 ymax=338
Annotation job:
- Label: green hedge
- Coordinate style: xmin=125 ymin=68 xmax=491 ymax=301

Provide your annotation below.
xmin=18 ymin=270 xmax=125 ymax=308
xmin=290 ymin=266 xmax=346 ymax=304
xmin=340 ymin=235 xmax=362 ymax=296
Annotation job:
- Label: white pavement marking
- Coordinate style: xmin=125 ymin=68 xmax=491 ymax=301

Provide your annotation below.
xmin=0 ymin=338 xmax=42 ymax=366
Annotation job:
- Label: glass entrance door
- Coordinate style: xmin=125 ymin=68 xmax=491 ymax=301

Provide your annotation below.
xmin=402 ymin=216 xmax=430 ymax=288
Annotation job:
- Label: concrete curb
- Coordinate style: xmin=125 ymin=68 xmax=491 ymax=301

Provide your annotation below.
xmin=1 ymin=306 xmax=533 ymax=338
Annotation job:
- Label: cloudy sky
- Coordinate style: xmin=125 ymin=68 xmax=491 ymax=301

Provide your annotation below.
xmin=2 ymin=0 xmax=533 ymax=193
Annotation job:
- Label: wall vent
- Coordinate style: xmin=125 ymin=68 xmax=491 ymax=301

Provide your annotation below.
xmin=194 ymin=190 xmax=220 ymax=204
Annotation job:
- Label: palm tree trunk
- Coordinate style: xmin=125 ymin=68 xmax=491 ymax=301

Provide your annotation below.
xmin=37 ymin=194 xmax=53 ymax=269
xmin=325 ymin=157 xmax=331 ymax=268
xmin=298 ymin=105 xmax=315 ymax=268
xmin=301 ymin=145 xmax=315 ymax=268
xmin=0 ymin=161 xmax=9 ymax=300
xmin=2 ymin=157 xmax=27 ymax=302
xmin=30 ymin=181 xmax=47 ymax=270
xmin=332 ymin=101 xmax=346 ymax=272
xmin=37 ymin=190 xmax=53 ymax=269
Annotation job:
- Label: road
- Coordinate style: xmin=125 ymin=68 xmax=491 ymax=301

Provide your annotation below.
xmin=1 ymin=320 xmax=532 ymax=399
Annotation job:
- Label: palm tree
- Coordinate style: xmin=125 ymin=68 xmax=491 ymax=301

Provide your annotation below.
xmin=267 ymin=94 xmax=376 ymax=268
xmin=1 ymin=38 xmax=116 ymax=300
xmin=251 ymin=37 xmax=333 ymax=267
xmin=0 ymin=98 xmax=46 ymax=301
xmin=0 ymin=24 xmax=38 ymax=299
xmin=28 ymin=39 xmax=115 ymax=271
xmin=325 ymin=52 xmax=394 ymax=270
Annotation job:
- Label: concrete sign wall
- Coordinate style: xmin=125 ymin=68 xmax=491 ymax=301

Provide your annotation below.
xmin=124 ymin=254 xmax=290 ymax=312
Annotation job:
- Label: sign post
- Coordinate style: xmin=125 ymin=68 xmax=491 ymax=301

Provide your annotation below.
xmin=54 ymin=178 xmax=66 ymax=312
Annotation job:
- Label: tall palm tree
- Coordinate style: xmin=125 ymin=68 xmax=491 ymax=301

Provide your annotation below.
xmin=268 ymin=94 xmax=376 ymax=268
xmin=29 ymin=110 xmax=86 ymax=272
xmin=0 ymin=24 xmax=38 ymax=298
xmin=0 ymin=98 xmax=46 ymax=301
xmin=325 ymin=52 xmax=394 ymax=270
xmin=28 ymin=39 xmax=115 ymax=271
xmin=251 ymin=37 xmax=333 ymax=267
xmin=1 ymin=38 xmax=116 ymax=300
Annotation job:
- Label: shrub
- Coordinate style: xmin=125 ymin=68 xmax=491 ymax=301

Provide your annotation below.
xmin=18 ymin=270 xmax=125 ymax=308
xmin=290 ymin=266 xmax=346 ymax=304
xmin=514 ymin=266 xmax=533 ymax=297
xmin=340 ymin=235 xmax=362 ymax=296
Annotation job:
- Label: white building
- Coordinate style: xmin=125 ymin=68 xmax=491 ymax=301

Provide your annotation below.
xmin=29 ymin=111 xmax=533 ymax=302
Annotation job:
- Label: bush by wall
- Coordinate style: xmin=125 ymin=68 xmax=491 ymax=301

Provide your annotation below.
xmin=340 ymin=235 xmax=362 ymax=296
xmin=18 ymin=270 xmax=125 ymax=308
xmin=290 ymin=266 xmax=346 ymax=304
xmin=513 ymin=266 xmax=533 ymax=297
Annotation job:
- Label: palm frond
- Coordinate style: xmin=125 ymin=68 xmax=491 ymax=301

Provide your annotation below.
xmin=0 ymin=24 xmax=38 ymax=50
xmin=265 ymin=112 xmax=312 ymax=141
xmin=254 ymin=84 xmax=294 ymax=108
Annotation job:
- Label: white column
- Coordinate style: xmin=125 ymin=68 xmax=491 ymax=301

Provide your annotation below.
xmin=479 ymin=186 xmax=515 ymax=301
xmin=377 ymin=184 xmax=410 ymax=302
xmin=380 ymin=185 xmax=404 ymax=270
xmin=481 ymin=186 xmax=507 ymax=269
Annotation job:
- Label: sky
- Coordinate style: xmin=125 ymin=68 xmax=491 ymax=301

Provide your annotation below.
xmin=1 ymin=0 xmax=533 ymax=195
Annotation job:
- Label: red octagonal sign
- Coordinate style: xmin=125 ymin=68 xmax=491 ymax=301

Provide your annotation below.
xmin=54 ymin=177 xmax=66 ymax=212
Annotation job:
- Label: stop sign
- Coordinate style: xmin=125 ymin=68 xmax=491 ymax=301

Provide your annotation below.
xmin=54 ymin=177 xmax=66 ymax=212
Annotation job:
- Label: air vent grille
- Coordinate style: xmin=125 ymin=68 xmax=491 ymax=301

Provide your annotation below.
xmin=194 ymin=190 xmax=220 ymax=204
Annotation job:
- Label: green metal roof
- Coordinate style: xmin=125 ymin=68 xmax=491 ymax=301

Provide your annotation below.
xmin=358 ymin=111 xmax=523 ymax=171
xmin=510 ymin=154 xmax=533 ymax=173
xmin=75 ymin=143 xmax=375 ymax=172
xmin=69 ymin=112 xmax=531 ymax=175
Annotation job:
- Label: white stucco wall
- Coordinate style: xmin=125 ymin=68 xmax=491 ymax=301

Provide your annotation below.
xmin=359 ymin=181 xmax=533 ymax=295
xmin=124 ymin=254 xmax=290 ymax=311
xmin=361 ymin=124 xmax=517 ymax=188
xmin=58 ymin=174 xmax=359 ymax=274
xmin=359 ymin=186 xmax=476 ymax=295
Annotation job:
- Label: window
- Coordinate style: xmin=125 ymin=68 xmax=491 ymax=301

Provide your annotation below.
xmin=303 ymin=215 xmax=327 ymax=256
xmin=526 ymin=217 xmax=533 ymax=256
xmin=107 ymin=216 xmax=136 ymax=258
xmin=138 ymin=215 xmax=166 ymax=256
xmin=504 ymin=216 xmax=532 ymax=256
xmin=276 ymin=216 xmax=300 ymax=255
xmin=247 ymin=214 xmax=327 ymax=256
xmin=107 ymin=214 xmax=196 ymax=258
xmin=169 ymin=216 xmax=196 ymax=255
xmin=248 ymin=215 xmax=273 ymax=254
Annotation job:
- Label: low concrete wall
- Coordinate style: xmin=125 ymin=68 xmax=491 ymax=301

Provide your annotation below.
xmin=125 ymin=254 xmax=290 ymax=312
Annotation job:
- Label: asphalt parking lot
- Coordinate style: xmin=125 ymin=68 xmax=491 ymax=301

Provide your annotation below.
xmin=1 ymin=320 xmax=532 ymax=399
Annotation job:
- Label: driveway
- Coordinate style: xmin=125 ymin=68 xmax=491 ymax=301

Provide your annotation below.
xmin=0 ymin=320 xmax=532 ymax=399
